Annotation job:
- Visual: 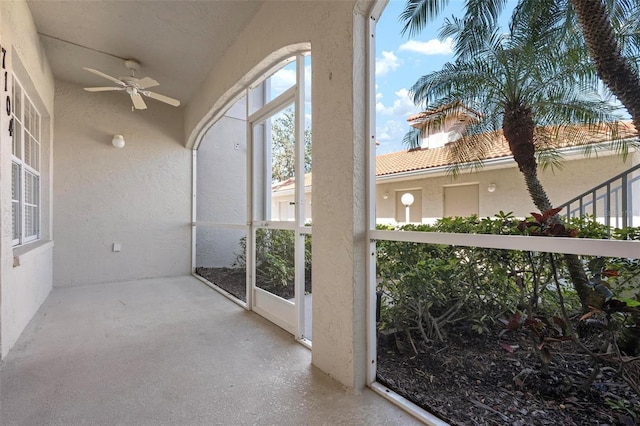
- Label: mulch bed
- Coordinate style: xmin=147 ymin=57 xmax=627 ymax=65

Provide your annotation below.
xmin=195 ymin=267 xmax=248 ymax=301
xmin=195 ymin=267 xmax=312 ymax=301
xmin=377 ymin=329 xmax=640 ymax=425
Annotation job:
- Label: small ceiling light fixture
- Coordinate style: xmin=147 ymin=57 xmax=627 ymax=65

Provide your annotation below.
xmin=112 ymin=134 xmax=125 ymax=148
xmin=488 ymin=183 xmax=496 ymax=193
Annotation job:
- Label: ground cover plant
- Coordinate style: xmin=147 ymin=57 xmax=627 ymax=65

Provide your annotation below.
xmin=196 ymin=228 xmax=311 ymax=301
xmin=376 ymin=213 xmax=640 ymax=424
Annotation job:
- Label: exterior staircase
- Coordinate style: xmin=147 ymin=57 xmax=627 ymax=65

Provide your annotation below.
xmin=557 ymin=162 xmax=640 ymax=235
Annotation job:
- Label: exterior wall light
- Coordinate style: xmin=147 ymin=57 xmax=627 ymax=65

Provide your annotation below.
xmin=488 ymin=183 xmax=496 ymax=193
xmin=112 ymin=134 xmax=125 ymax=148
xmin=383 ymin=192 xmax=389 ymax=199
xmin=401 ymin=193 xmax=415 ymax=207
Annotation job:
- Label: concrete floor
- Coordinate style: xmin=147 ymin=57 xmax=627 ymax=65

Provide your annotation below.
xmin=0 ymin=276 xmax=421 ymax=425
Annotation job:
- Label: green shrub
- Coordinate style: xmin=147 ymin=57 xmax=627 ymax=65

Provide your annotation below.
xmin=375 ymin=214 xmax=638 ymax=344
xmin=234 ymin=228 xmax=311 ymax=295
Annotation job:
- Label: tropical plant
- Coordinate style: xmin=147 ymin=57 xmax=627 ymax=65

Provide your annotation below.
xmin=401 ymin=0 xmax=640 ymax=132
xmin=399 ymin=0 xmax=635 ymax=311
xmin=377 ymin=215 xmax=640 ymax=394
xmin=568 ymin=0 xmax=640 ymax=134
xmin=270 ymin=107 xmax=312 ymax=183
xmin=234 ymin=228 xmax=312 ymax=297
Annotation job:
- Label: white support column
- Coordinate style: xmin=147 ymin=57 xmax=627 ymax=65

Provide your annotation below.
xmin=311 ymin=2 xmax=370 ymax=390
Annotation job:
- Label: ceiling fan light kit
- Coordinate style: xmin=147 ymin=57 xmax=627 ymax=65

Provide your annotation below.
xmin=83 ymin=59 xmax=180 ymax=110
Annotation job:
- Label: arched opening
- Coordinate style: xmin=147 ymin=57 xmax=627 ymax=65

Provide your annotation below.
xmin=193 ymin=50 xmax=313 ymax=345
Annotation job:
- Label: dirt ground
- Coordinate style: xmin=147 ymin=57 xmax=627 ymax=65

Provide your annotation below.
xmin=195 ymin=268 xmax=640 ymax=425
xmin=377 ymin=329 xmax=640 ymax=425
xmin=195 ymin=267 xmax=248 ymax=301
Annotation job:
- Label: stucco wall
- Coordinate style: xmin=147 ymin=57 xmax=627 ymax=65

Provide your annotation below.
xmin=196 ymin=103 xmax=247 ymax=269
xmin=53 ymin=80 xmax=191 ymax=287
xmin=185 ymin=0 xmax=369 ymax=389
xmin=376 ymin=153 xmax=638 ymax=223
xmin=0 ymin=0 xmax=55 ymax=358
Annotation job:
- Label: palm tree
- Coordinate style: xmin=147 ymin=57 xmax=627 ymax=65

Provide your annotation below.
xmin=401 ymin=1 xmax=632 ymax=308
xmin=401 ymin=0 xmax=640 ymax=140
xmin=569 ymin=0 xmax=640 ymax=134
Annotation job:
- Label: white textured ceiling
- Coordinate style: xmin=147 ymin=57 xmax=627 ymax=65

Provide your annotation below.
xmin=26 ymin=0 xmax=264 ymax=108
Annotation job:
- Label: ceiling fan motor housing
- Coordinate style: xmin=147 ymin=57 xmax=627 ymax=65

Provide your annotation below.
xmin=124 ymin=59 xmax=140 ymax=75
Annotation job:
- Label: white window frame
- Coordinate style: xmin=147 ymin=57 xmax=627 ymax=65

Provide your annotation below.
xmin=11 ymin=75 xmax=41 ymax=246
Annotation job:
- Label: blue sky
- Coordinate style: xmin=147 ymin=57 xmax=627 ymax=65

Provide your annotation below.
xmin=375 ymin=0 xmax=515 ymax=154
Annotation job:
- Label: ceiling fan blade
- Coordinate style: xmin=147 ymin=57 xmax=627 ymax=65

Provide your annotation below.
xmin=83 ymin=67 xmax=125 ymax=86
xmin=130 ymin=92 xmax=147 ymax=110
xmin=84 ymin=87 xmax=126 ymax=92
xmin=136 ymin=77 xmax=159 ymax=89
xmin=142 ymin=91 xmax=181 ymax=107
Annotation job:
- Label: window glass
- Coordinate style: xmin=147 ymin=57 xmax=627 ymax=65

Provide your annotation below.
xmin=12 ymin=76 xmax=41 ymax=246
xmin=267 ymin=60 xmax=296 ymax=102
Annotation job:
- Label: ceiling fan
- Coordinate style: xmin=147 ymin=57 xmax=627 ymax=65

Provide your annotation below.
xmin=83 ymin=59 xmax=180 ymax=110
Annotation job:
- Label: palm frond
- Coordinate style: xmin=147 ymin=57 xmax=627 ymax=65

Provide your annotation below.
xmin=402 ymin=128 xmax=422 ymax=150
xmin=399 ymin=0 xmax=638 ymax=184
xmin=536 ymin=148 xmax=565 ymax=172
xmin=400 ymin=0 xmax=450 ymax=37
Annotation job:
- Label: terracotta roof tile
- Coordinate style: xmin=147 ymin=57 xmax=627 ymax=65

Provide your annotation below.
xmin=271 ymin=123 xmax=637 ymax=184
xmin=271 ymin=172 xmax=312 ymax=192
xmin=376 ymin=122 xmax=637 ymax=177
xmin=407 ymin=102 xmax=481 ymax=125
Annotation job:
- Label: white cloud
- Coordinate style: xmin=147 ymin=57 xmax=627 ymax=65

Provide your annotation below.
xmin=269 ymin=67 xmax=296 ymax=96
xmin=399 ymin=37 xmax=453 ymax=55
xmin=376 ymin=119 xmax=411 ymax=154
xmin=377 ymin=119 xmax=404 ymax=141
xmin=376 ymin=88 xmax=417 ymax=117
xmin=376 ymin=50 xmax=400 ymax=76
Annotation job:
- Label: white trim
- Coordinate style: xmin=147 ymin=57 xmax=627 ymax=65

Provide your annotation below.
xmin=192 ymin=273 xmax=249 ymax=310
xmin=247 ymin=86 xmax=296 ymax=126
xmin=11 ymin=74 xmax=42 ymax=247
xmin=246 ymin=86 xmax=254 ymax=310
xmin=252 ymin=220 xmax=297 ymax=231
xmin=365 ymin=4 xmax=379 ymax=387
xmin=12 ymin=239 xmax=54 ymax=268
xmin=371 ymin=383 xmax=450 ymax=426
xmin=192 ymin=222 xmax=249 ymax=230
xmin=187 ymin=44 xmax=311 ymax=150
xmin=376 ymin=140 xmax=635 ymax=183
xmin=294 ymin=53 xmax=306 ymax=343
xmin=191 ymin=150 xmax=198 ymax=274
xmin=252 ymin=287 xmax=296 ymax=334
xmin=370 ymin=229 xmax=639 ymax=258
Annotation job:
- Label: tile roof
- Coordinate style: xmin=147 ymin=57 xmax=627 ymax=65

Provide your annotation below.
xmin=271 ymin=172 xmax=312 ymax=192
xmin=376 ymin=122 xmax=637 ymax=177
xmin=376 ymin=138 xmax=509 ymax=176
xmin=406 ymin=102 xmax=481 ymax=125
xmin=271 ymin=122 xmax=638 ymax=187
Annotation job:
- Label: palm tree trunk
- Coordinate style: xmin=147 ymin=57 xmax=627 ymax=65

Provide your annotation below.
xmin=570 ymin=0 xmax=640 ymax=353
xmin=520 ymin=160 xmax=592 ymax=311
xmin=570 ymin=0 xmax=640 ymax=133
xmin=504 ymin=107 xmax=592 ymax=310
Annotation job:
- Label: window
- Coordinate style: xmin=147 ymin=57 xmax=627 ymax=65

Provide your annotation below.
xmin=12 ymin=76 xmax=41 ymax=246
